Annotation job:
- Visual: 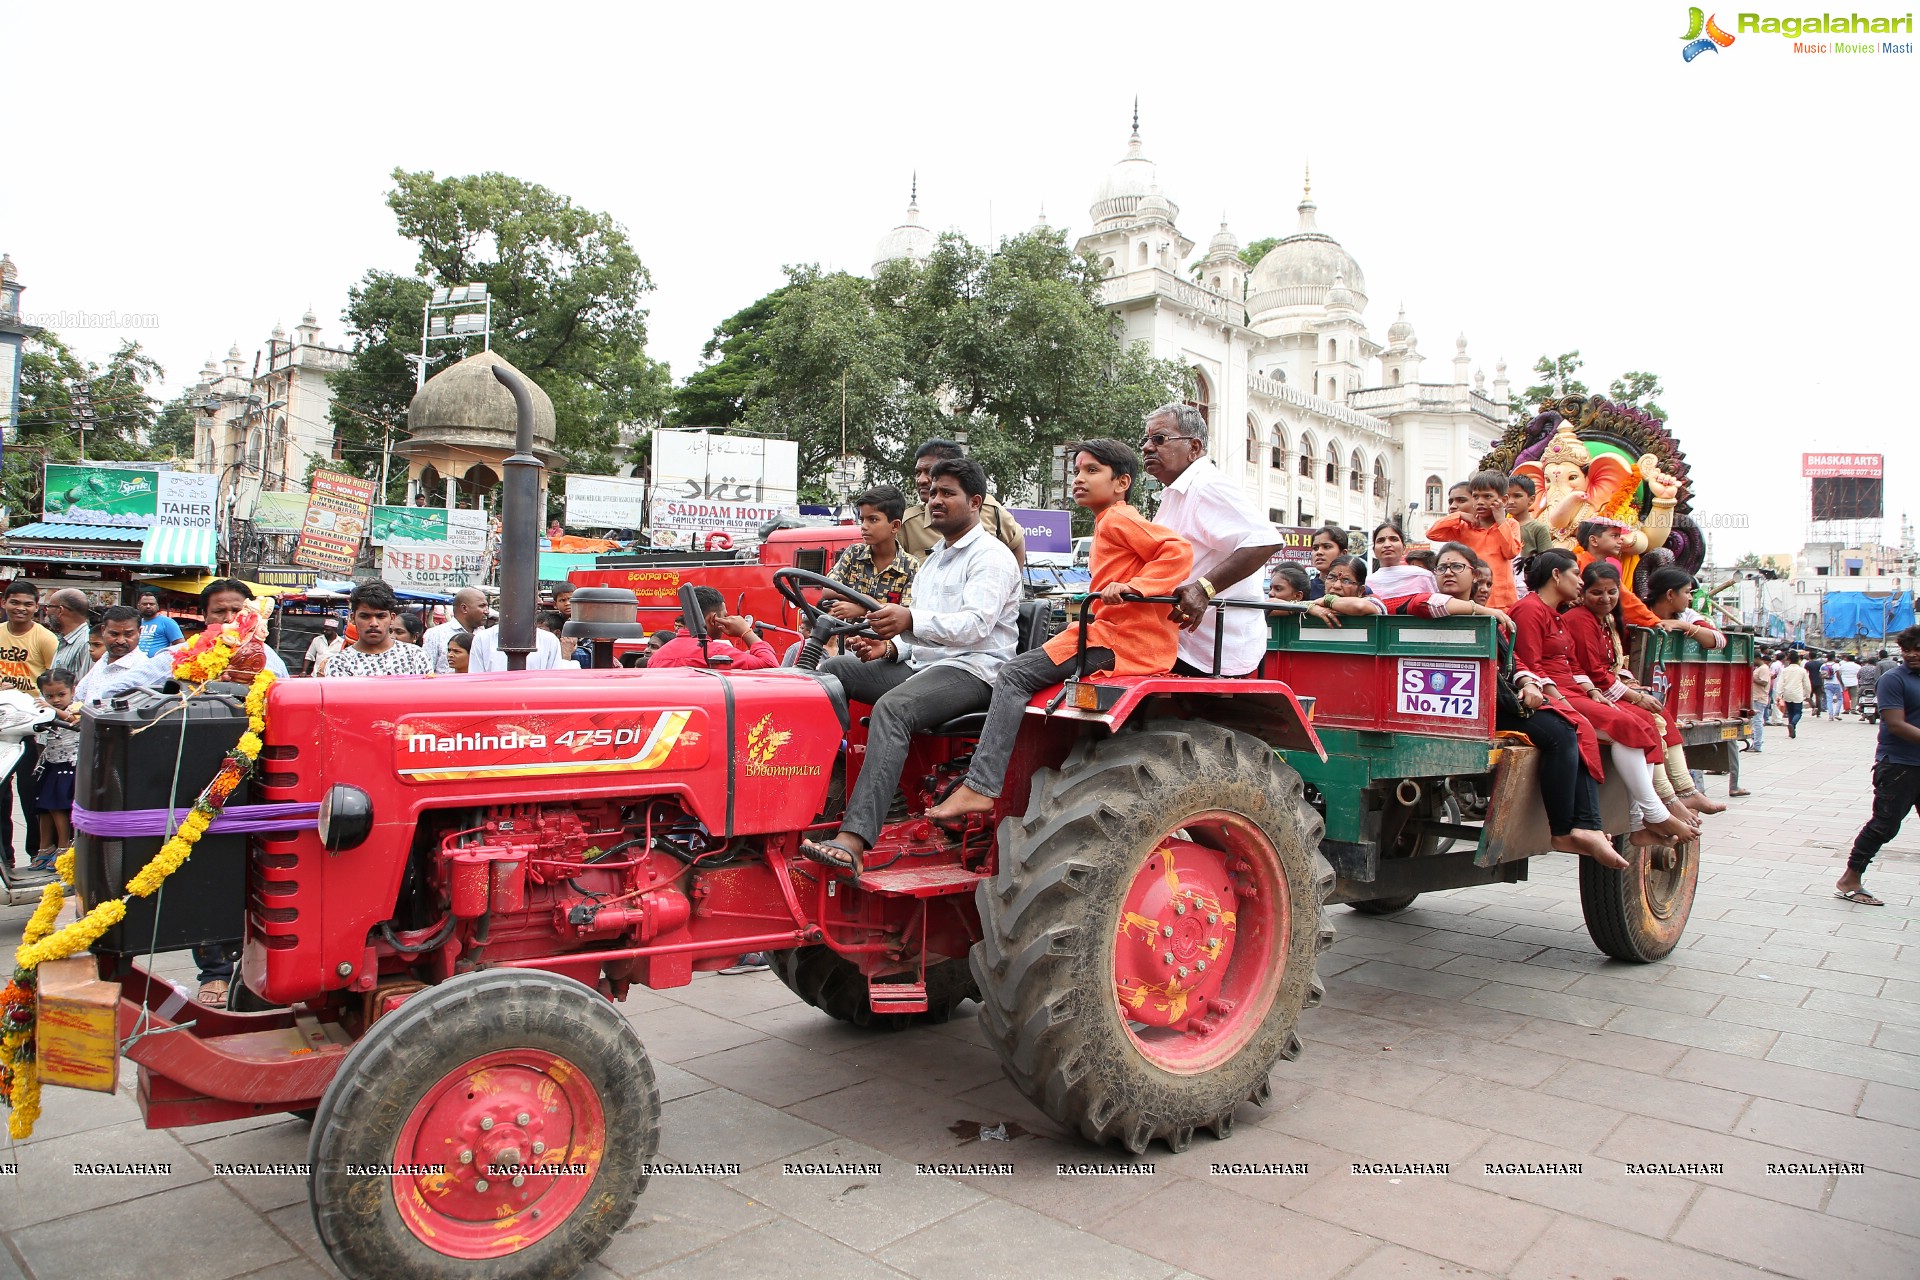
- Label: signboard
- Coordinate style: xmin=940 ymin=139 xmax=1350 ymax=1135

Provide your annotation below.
xmin=565 ymin=475 xmax=649 ymax=529
xmin=1010 ymin=508 xmax=1073 ymax=567
xmin=253 ymin=566 xmax=319 ymax=589
xmin=1802 ymin=453 xmax=1883 ymax=479
xmin=648 ymin=431 xmax=798 ymax=544
xmin=295 ymin=471 xmax=376 ymax=575
xmin=251 ymin=492 xmax=310 ymax=534
xmin=1396 ymin=658 xmax=1483 ymax=720
xmin=43 ymin=463 xmax=161 ymax=525
xmin=381 ymin=544 xmax=489 ymax=594
xmin=371 ymin=506 xmax=450 ymax=544
xmin=156 ymin=471 xmax=217 ymax=531
xmin=1266 ymin=525 xmax=1319 ymax=566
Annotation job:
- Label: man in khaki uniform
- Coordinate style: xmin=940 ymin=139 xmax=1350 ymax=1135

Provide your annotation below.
xmin=899 ymin=439 xmax=1026 ymax=567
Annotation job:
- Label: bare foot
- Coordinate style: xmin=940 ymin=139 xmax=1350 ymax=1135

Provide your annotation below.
xmin=1556 ymin=830 xmax=1629 ymax=868
xmin=1682 ymin=791 xmax=1728 ymax=815
xmin=925 ymin=785 xmax=995 ymax=824
xmin=1649 ymin=813 xmax=1699 ymax=843
xmin=1629 ymin=828 xmax=1664 ymax=848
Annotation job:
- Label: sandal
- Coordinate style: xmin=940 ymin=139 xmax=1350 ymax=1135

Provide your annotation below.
xmin=195 ymin=979 xmax=230 ymax=1007
xmin=799 ymin=837 xmax=864 ymax=876
xmin=1834 ymin=888 xmax=1885 ymax=907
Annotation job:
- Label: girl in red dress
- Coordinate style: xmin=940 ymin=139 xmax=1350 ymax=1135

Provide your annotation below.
xmin=1514 ymin=550 xmax=1697 ymax=846
xmin=1564 ymin=562 xmax=1726 ymax=818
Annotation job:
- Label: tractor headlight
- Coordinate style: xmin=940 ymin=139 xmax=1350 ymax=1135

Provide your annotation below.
xmin=318 ymin=784 xmax=373 ymax=852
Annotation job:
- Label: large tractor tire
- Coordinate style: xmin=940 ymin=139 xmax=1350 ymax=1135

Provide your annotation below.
xmin=972 ymin=719 xmax=1331 ymax=1154
xmin=1348 ymin=895 xmax=1420 ymax=916
xmin=1580 ymin=834 xmax=1699 ymax=962
xmin=772 ymin=945 xmax=978 ymax=1029
xmin=308 ymin=969 xmax=658 ymax=1280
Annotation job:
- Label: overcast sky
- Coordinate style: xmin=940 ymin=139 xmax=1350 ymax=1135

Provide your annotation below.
xmin=7 ymin=1 xmax=1914 ymax=560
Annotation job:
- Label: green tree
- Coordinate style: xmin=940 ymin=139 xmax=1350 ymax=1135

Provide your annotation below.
xmin=329 ymin=169 xmax=673 ymax=502
xmin=1523 ymin=351 xmax=1588 ymax=408
xmin=2 ymin=334 xmax=167 ymax=518
xmin=149 ymin=390 xmax=198 ymax=460
xmin=675 ymin=227 xmax=1184 ymax=509
xmin=1238 ymin=236 xmax=1282 ymax=269
xmin=1608 ymin=370 xmax=1668 ymax=421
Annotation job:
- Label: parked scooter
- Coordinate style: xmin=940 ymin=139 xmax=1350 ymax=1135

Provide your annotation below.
xmin=1858 ymin=682 xmax=1880 ymax=724
xmin=0 ymin=689 xmax=58 ymax=905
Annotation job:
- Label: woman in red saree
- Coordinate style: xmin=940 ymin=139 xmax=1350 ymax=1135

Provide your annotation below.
xmin=1514 ymin=550 xmax=1698 ymax=846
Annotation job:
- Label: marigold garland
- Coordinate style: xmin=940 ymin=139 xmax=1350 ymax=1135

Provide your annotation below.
xmin=2 ymin=664 xmax=277 ymax=1139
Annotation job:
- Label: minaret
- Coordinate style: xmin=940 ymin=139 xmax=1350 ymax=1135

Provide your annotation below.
xmin=1198 ymin=217 xmax=1246 ymax=300
xmin=1453 ymin=334 xmax=1471 ymax=385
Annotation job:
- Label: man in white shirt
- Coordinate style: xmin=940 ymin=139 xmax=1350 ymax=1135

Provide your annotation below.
xmin=802 ymin=457 xmax=1021 ymax=872
xmin=304 ymin=618 xmax=339 ymax=674
xmin=1141 ymin=404 xmax=1282 ymax=677
xmin=1838 ymin=656 xmax=1862 ymax=714
xmin=90 ymin=580 xmax=293 ymax=703
xmin=423 ymin=587 xmax=490 ymax=673
xmin=468 ymin=622 xmax=565 ymax=671
xmin=75 ymin=607 xmax=148 ymax=705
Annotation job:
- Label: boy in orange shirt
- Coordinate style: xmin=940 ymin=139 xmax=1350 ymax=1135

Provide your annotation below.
xmin=1423 ymin=470 xmax=1522 ymax=610
xmin=926 ymin=438 xmax=1191 ymax=822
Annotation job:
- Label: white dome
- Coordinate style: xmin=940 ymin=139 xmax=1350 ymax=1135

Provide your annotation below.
xmin=1326 ymin=273 xmax=1355 ymax=313
xmin=1387 ymin=304 xmax=1415 ymax=345
xmin=1247 ymin=191 xmax=1368 ymax=321
xmin=1206 ymin=220 xmax=1240 ymax=258
xmin=872 ymin=191 xmax=935 ymax=276
xmin=1091 ymin=127 xmax=1178 ymax=229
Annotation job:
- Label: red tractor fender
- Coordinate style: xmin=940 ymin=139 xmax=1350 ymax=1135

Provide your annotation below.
xmin=1025 ymin=674 xmax=1327 ymax=762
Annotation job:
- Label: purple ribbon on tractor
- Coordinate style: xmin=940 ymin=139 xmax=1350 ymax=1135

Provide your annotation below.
xmin=71 ymin=801 xmax=321 ymax=839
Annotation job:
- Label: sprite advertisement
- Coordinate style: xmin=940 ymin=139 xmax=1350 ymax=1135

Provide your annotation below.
xmin=43 ymin=464 xmax=161 ymax=525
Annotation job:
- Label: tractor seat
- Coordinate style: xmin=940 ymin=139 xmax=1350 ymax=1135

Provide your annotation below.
xmin=926 ymin=602 xmax=1056 ymax=736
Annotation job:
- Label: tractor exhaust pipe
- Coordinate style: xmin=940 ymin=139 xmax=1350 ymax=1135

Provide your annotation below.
xmin=491 ymin=364 xmax=544 ymax=671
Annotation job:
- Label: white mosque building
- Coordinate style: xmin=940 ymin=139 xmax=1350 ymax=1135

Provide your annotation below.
xmin=871 ymin=119 xmax=1509 ymax=539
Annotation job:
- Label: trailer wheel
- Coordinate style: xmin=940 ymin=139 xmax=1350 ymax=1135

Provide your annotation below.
xmin=308 ymin=969 xmax=658 ymax=1280
xmin=973 ymin=719 xmax=1330 ymax=1154
xmin=1579 ymin=834 xmax=1699 ymax=962
xmin=1348 ymin=895 xmax=1420 ymax=916
xmin=771 ymin=945 xmax=978 ymax=1029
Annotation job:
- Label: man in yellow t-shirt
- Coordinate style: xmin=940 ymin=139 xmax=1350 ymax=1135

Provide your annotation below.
xmin=1 ymin=579 xmax=59 ymax=867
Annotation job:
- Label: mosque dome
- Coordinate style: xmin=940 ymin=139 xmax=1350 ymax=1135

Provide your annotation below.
xmin=1206 ymin=220 xmax=1240 ymax=259
xmin=405 ymin=349 xmax=558 ymax=456
xmin=1387 ymin=304 xmax=1415 ymax=345
xmin=872 ymin=178 xmax=935 ymax=275
xmin=1091 ymin=109 xmax=1178 ymax=229
xmin=1247 ymin=175 xmax=1369 ymax=321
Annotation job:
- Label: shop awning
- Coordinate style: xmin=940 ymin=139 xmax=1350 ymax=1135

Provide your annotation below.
xmin=139 ymin=573 xmax=301 ymax=598
xmin=139 ymin=525 xmax=217 ymax=569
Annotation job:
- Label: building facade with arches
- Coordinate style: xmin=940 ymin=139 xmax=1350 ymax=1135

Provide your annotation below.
xmin=875 ymin=121 xmax=1509 ymax=541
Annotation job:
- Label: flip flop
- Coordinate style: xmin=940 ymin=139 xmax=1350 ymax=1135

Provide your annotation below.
xmin=195 ymin=980 xmax=230 ymax=1007
xmin=799 ymin=837 xmax=864 ymax=876
xmin=1834 ymin=888 xmax=1885 ymax=907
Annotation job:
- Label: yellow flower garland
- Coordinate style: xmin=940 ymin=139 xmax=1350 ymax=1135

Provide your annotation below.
xmin=3 ymin=667 xmax=277 ymax=1139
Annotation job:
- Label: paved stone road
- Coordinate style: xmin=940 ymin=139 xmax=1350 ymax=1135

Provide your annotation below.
xmin=3 ymin=713 xmax=1915 ymax=1280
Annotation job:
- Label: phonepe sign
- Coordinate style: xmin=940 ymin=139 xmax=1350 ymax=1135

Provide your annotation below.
xmin=1012 ymin=508 xmax=1072 ymax=567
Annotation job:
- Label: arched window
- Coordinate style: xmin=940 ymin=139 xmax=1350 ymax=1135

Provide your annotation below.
xmin=1298 ymin=432 xmax=1317 ymax=479
xmin=1324 ymin=441 xmax=1340 ymax=484
xmin=1313 ymin=373 xmax=1320 ymax=396
xmin=1349 ymin=449 xmax=1364 ymax=492
xmin=1271 ymin=424 xmax=1289 ymax=470
xmin=1424 ymin=475 xmax=1444 ymax=513
xmin=1137 ymin=242 xmax=1150 ymax=266
xmin=1328 ymin=339 xmax=1338 ymax=362
xmin=1373 ymin=457 xmax=1389 ymax=499
xmin=1391 ymin=368 xmax=1401 ymax=385
xmin=1211 ymin=275 xmax=1223 ymax=291
xmin=1185 ymin=369 xmax=1211 ymax=427
xmin=1102 ymin=256 xmax=1115 ymax=274
xmin=1327 ymin=376 xmax=1338 ymax=399
xmin=1246 ymin=415 xmax=1260 ymax=465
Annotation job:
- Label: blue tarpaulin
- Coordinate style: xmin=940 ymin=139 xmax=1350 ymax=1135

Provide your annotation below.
xmin=1822 ymin=591 xmax=1914 ymax=639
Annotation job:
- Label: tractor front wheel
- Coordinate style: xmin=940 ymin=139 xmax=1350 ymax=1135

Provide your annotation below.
xmin=1580 ymin=834 xmax=1700 ymax=962
xmin=308 ymin=969 xmax=658 ymax=1280
xmin=973 ymin=719 xmax=1331 ymax=1154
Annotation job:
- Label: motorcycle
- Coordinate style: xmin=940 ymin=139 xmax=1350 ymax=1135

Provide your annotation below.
xmin=0 ymin=688 xmax=59 ymax=905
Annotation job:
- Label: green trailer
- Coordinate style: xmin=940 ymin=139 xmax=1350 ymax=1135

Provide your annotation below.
xmin=1259 ymin=612 xmax=1739 ymax=962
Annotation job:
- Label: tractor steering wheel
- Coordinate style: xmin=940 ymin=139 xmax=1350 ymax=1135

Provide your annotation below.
xmin=772 ymin=568 xmax=886 ymax=643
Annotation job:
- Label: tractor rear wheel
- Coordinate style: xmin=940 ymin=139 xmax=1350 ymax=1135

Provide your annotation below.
xmin=1580 ymin=834 xmax=1700 ymax=962
xmin=771 ymin=945 xmax=978 ymax=1029
xmin=308 ymin=969 xmax=658 ymax=1280
xmin=972 ymin=719 xmax=1331 ymax=1154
